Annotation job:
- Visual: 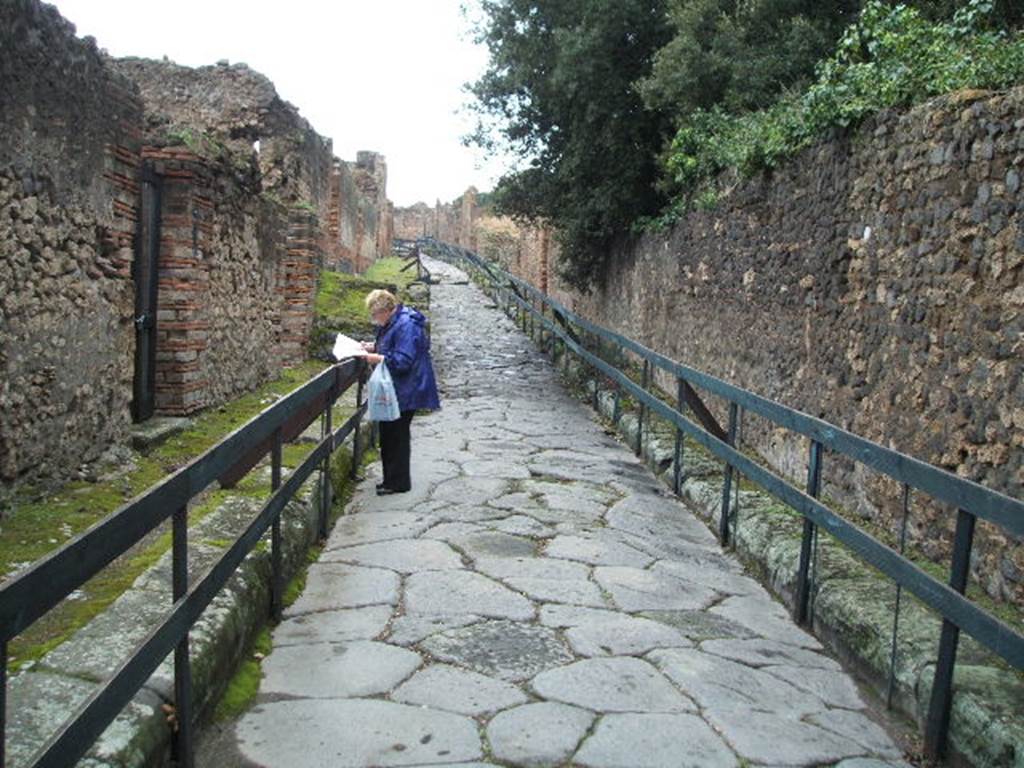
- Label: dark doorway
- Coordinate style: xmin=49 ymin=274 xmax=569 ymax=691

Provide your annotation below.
xmin=132 ymin=162 xmax=162 ymax=422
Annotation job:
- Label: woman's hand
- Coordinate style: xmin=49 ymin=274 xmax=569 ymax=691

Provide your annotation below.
xmin=361 ymin=352 xmax=384 ymax=365
xmin=360 ymin=340 xmax=375 ymax=352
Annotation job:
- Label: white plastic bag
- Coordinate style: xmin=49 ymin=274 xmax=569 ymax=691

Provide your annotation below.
xmin=367 ymin=362 xmax=401 ymax=422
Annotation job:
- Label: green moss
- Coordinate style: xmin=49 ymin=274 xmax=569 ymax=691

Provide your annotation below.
xmin=363 ymin=257 xmax=417 ymax=289
xmin=3 ymin=360 xmax=333 ymax=671
xmin=213 ymin=627 xmax=272 ymax=722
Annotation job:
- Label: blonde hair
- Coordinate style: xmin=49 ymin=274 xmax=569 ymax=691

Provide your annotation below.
xmin=365 ymin=289 xmax=397 ymax=314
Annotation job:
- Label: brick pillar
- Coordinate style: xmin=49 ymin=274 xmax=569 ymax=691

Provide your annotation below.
xmin=144 ymin=148 xmax=212 ymax=415
xmin=277 ymin=209 xmax=322 ymax=364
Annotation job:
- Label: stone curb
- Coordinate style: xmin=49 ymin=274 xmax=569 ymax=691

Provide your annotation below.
xmin=553 ymin=350 xmax=1023 ymax=768
xmin=7 ymin=463 xmax=333 ymax=768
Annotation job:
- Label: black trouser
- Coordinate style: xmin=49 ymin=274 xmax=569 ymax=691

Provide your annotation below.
xmin=378 ymin=410 xmax=415 ymax=491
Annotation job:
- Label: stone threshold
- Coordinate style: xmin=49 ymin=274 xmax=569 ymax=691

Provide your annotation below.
xmin=551 ymin=351 xmax=1023 ymax=768
xmin=6 ymin=460 xmax=334 ymax=768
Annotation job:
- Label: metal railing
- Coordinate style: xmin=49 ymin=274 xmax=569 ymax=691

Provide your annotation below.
xmin=425 ymin=238 xmax=1024 ymax=762
xmin=0 ymin=358 xmax=368 ymax=768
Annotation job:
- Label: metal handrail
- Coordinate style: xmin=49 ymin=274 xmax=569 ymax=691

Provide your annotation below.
xmin=425 ymin=238 xmax=1024 ymax=761
xmin=0 ymin=358 xmax=368 ymax=768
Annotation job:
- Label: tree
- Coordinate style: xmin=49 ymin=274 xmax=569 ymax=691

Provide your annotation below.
xmin=638 ymin=0 xmax=861 ymax=120
xmin=466 ymin=0 xmax=673 ymax=289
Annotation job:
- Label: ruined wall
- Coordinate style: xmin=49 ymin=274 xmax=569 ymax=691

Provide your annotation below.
xmin=394 ymin=188 xmax=480 ymax=249
xmin=393 ymin=202 xmax=434 ymax=240
xmin=1 ymin=0 xmax=393 ymax=484
xmin=0 ymin=0 xmax=142 ymax=482
xmin=509 ymin=89 xmax=1024 ymax=603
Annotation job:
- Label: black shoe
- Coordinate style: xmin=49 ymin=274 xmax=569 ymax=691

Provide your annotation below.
xmin=376 ymin=486 xmax=410 ymax=496
xmin=375 ymin=483 xmax=386 ymax=492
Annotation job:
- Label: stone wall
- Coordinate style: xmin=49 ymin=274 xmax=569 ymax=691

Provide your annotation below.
xmin=394 ymin=188 xmax=480 ymax=250
xmin=0 ymin=0 xmax=143 ymax=482
xmin=1 ymin=0 xmax=393 ymax=484
xmin=503 ymin=88 xmax=1024 ymax=604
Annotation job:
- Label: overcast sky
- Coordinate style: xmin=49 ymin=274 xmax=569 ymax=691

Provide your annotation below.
xmin=52 ymin=0 xmax=507 ymax=207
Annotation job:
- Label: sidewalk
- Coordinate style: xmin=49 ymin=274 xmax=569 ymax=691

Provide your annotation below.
xmin=208 ymin=257 xmax=911 ymax=768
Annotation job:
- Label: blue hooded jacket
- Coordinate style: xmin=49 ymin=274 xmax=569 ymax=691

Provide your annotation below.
xmin=375 ymin=304 xmax=441 ymax=412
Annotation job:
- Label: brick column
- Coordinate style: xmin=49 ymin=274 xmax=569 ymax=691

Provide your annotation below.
xmin=143 ymin=148 xmax=212 ymax=415
xmin=277 ymin=209 xmax=322 ymax=364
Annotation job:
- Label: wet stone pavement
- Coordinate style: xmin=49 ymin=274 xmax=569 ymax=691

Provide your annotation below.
xmin=215 ymin=257 xmax=911 ymax=767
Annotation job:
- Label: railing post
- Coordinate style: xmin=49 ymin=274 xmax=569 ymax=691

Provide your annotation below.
xmin=318 ymin=386 xmax=334 ymax=541
xmin=2 ymin=639 xmax=7 ymax=768
xmin=636 ymin=359 xmax=650 ymax=456
xmin=887 ymin=483 xmax=912 ymax=709
xmin=794 ymin=440 xmax=824 ymax=625
xmin=270 ymin=429 xmax=283 ymax=623
xmin=171 ymin=504 xmax=193 ymax=768
xmin=718 ymin=402 xmax=740 ymax=545
xmin=924 ymin=509 xmax=976 ymax=761
xmin=352 ymin=369 xmax=365 ymax=480
xmin=673 ymin=377 xmax=686 ymax=496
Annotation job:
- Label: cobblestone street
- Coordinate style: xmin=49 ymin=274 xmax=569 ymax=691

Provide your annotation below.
xmin=217 ymin=257 xmax=910 ymax=768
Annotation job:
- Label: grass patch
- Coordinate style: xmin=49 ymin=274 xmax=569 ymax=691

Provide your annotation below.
xmin=212 ymin=627 xmax=272 ymax=722
xmin=362 ymin=256 xmax=418 ymax=290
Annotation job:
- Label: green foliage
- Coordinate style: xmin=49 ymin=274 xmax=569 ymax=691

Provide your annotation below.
xmin=661 ymin=0 xmax=1024 ymax=203
xmin=639 ymin=0 xmax=860 ymax=119
xmin=466 ymin=0 xmax=674 ymax=290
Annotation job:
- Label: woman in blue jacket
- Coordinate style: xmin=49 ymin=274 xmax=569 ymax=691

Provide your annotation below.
xmin=360 ymin=289 xmax=440 ymax=495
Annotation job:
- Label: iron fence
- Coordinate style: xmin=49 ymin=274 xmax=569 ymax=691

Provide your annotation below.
xmin=0 ymin=358 xmax=368 ymax=768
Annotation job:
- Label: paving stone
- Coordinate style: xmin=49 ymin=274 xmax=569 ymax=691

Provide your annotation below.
xmin=647 ymin=648 xmax=826 ymax=716
xmin=487 ymin=702 xmax=595 ymax=767
xmin=349 ymin=481 xmax=434 ymax=514
xmin=321 ymin=539 xmax=464 ymax=573
xmin=763 ymin=665 xmax=866 ymax=709
xmin=538 ymin=604 xmax=621 ymax=628
xmin=433 ymin=504 xmax=512 ymax=524
xmin=487 ymin=515 xmax=556 ymax=538
xmin=404 ymin=571 xmax=534 ymax=620
xmin=326 ymin=512 xmax=435 ymax=548
xmin=432 ymin=476 xmax=510 ymax=505
xmin=700 ymin=637 xmax=841 ymax=670
xmin=546 ymin=535 xmax=653 ymax=568
xmin=452 ymin=530 xmax=538 ymax=559
xmin=274 ymin=605 xmax=393 ymax=646
xmin=703 ymin=707 xmax=865 ymax=765
xmin=475 ymin=555 xmax=589 ymax=581
xmin=834 ymin=759 xmax=915 ymax=768
xmin=421 ymin=620 xmax=573 ymax=682
xmin=638 ymin=610 xmax=757 ymax=641
xmin=462 ymin=459 xmax=533 ymax=479
xmin=531 ymin=657 xmax=696 ymax=713
xmin=387 ymin=615 xmax=482 ymax=647
xmin=508 ymin=576 xmax=606 ymax=607
xmin=605 ymin=494 xmax=717 ymax=547
xmin=593 ymin=566 xmax=718 ymax=611
xmin=564 ymin=613 xmax=692 ymax=657
xmin=284 ymin=563 xmax=400 ymax=615
xmin=392 ymin=664 xmax=528 ymax=716
xmin=235 ymin=699 xmax=482 ymax=767
xmin=574 ymin=713 xmax=738 ymax=768
xmin=421 ymin=522 xmax=486 ymax=541
xmin=808 ymin=709 xmax=905 ymax=758
xmin=651 ymin=558 xmax=764 ymax=596
xmin=260 ymin=641 xmax=422 ymax=698
xmin=710 ymin=594 xmax=823 ymax=648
